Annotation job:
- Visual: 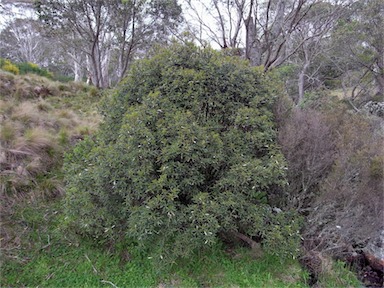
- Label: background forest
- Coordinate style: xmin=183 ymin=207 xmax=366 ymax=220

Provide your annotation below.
xmin=0 ymin=0 xmax=383 ymax=287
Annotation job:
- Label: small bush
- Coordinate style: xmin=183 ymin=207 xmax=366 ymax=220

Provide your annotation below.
xmin=17 ymin=62 xmax=53 ymax=79
xmin=1 ymin=59 xmax=20 ymax=75
xmin=369 ymin=156 xmax=384 ymax=179
xmin=88 ymin=86 xmax=99 ymax=98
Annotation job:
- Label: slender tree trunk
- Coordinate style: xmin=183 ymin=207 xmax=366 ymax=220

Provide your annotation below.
xmin=245 ymin=15 xmax=261 ymax=66
xmin=101 ymin=48 xmax=111 ymax=88
xmin=298 ymin=61 xmax=310 ymax=105
xmin=73 ymin=59 xmax=82 ymax=82
xmin=298 ymin=44 xmax=311 ymax=105
xmin=375 ymin=46 xmax=384 ymax=97
xmin=376 ymin=73 xmax=384 ymax=97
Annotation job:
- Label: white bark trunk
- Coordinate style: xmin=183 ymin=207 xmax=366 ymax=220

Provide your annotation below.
xmin=74 ymin=61 xmax=82 ymax=82
xmin=298 ymin=61 xmax=310 ymax=105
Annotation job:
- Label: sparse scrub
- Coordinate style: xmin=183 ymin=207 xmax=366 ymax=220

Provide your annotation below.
xmin=275 ymin=92 xmax=383 ymax=286
xmin=301 ymin=251 xmax=360 ymax=287
xmin=304 ymin=112 xmax=384 ymax=256
xmin=277 ymin=107 xmax=337 ymax=212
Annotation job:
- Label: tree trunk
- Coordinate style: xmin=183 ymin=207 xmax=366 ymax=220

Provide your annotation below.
xmin=73 ymin=60 xmax=82 ymax=82
xmin=231 ymin=231 xmax=264 ymax=258
xmin=101 ymin=48 xmax=111 ymax=88
xmin=298 ymin=45 xmax=311 ymax=105
xmin=375 ymin=45 xmax=384 ymax=97
xmin=245 ymin=15 xmax=261 ymax=66
xmin=298 ymin=61 xmax=310 ymax=105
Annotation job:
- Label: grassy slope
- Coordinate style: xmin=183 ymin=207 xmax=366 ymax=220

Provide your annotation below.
xmin=0 ymin=70 xmax=359 ymax=287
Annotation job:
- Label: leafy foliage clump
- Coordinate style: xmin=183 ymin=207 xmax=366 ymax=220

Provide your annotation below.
xmin=64 ymin=43 xmax=301 ymax=264
xmin=0 ymin=58 xmax=53 ymax=78
xmin=0 ymin=58 xmax=19 ymax=75
xmin=17 ymin=62 xmax=53 ymax=79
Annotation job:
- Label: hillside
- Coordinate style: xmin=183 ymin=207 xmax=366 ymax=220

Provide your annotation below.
xmin=0 ymin=70 xmax=101 ymax=268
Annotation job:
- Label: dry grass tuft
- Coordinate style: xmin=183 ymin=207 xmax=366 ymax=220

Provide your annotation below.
xmin=16 ymin=127 xmax=57 ymax=153
xmin=11 ymin=102 xmax=42 ymax=125
xmin=0 ymin=122 xmax=16 ymax=143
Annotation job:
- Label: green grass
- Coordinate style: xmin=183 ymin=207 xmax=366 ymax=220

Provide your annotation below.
xmin=1 ymin=200 xmax=311 ymax=288
xmin=316 ymin=260 xmax=362 ymax=288
xmin=165 ymin=247 xmax=309 ymax=287
xmin=2 ymin=198 xmax=360 ymax=288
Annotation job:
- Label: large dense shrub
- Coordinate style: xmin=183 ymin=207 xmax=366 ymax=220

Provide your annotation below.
xmin=64 ymin=43 xmax=301 ymax=263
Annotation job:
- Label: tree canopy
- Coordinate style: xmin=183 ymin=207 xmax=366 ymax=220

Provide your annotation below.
xmin=64 ymin=43 xmax=301 ymax=264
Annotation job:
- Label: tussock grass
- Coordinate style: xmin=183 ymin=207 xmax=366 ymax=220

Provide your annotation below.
xmin=0 ymin=122 xmax=16 ymax=142
xmin=0 ymin=69 xmax=98 ymax=101
xmin=0 ymin=71 xmax=101 ymax=263
xmin=11 ymin=101 xmax=43 ymax=124
xmin=0 ymin=99 xmax=12 ymax=114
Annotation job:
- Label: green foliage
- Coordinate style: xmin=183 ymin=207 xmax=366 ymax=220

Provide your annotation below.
xmin=0 ymin=58 xmax=54 ymax=78
xmin=17 ymin=61 xmax=53 ymax=79
xmin=0 ymin=58 xmax=20 ymax=75
xmin=1 ymin=200 xmax=308 ymax=287
xmin=64 ymin=43 xmax=301 ymax=264
xmin=316 ymin=260 xmax=361 ymax=288
xmin=369 ymin=155 xmax=384 ymax=179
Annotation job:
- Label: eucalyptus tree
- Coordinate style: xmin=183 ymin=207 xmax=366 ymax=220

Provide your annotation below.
xmin=0 ymin=18 xmax=48 ymax=65
xmin=186 ymin=0 xmax=318 ymax=69
xmin=289 ymin=1 xmax=346 ymax=104
xmin=35 ymin=0 xmax=183 ymax=88
xmin=186 ymin=0 xmax=353 ymax=105
xmin=331 ymin=0 xmax=383 ymax=101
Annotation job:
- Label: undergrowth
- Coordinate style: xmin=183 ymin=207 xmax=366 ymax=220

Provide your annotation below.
xmin=1 ymin=198 xmax=359 ymax=287
xmin=1 ymin=200 xmax=311 ymax=288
